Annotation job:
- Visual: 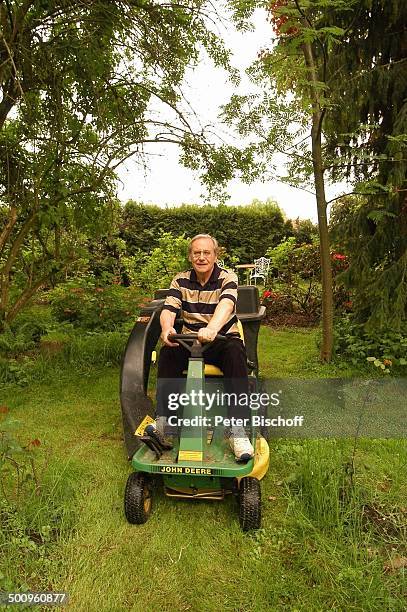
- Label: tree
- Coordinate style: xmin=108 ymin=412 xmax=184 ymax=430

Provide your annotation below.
xmin=321 ymin=0 xmax=407 ymax=330
xmin=0 ymin=0 xmax=253 ymax=328
xmin=225 ymin=0 xmax=358 ymax=360
xmin=225 ymin=0 xmax=405 ymax=356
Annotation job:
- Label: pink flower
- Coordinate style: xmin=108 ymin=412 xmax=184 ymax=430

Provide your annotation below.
xmin=332 ymin=253 xmax=347 ymax=261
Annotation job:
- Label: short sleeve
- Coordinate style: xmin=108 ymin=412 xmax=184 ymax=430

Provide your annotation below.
xmin=162 ymin=276 xmax=182 ymax=314
xmin=219 ymin=271 xmax=238 ymax=308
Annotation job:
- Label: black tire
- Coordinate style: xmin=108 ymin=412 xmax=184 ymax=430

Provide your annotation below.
xmin=239 ymin=477 xmax=261 ymax=531
xmin=124 ymin=472 xmax=152 ymax=524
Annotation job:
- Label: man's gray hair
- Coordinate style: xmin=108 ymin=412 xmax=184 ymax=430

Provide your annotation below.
xmin=188 ymin=234 xmax=219 ymax=255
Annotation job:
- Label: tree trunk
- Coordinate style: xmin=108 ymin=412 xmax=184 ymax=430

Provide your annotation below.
xmin=302 ymin=38 xmax=334 ymax=362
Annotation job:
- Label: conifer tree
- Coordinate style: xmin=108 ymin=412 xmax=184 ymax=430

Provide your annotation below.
xmin=322 ymin=0 xmax=407 ymax=329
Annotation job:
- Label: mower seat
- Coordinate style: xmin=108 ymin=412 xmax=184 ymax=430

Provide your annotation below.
xmin=204 ymin=364 xmax=223 ymax=376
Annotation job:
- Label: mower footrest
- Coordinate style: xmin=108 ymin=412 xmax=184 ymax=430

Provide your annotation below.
xmin=139 ymin=435 xmax=163 ymax=459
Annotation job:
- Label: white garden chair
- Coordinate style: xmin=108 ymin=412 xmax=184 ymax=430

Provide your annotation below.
xmin=249 ymin=257 xmax=270 ymax=285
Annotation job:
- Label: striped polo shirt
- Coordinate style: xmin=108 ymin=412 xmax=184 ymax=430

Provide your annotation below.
xmin=162 ymin=264 xmax=239 ymax=335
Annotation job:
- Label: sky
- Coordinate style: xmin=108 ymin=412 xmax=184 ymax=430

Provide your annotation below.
xmin=116 ymin=7 xmax=349 ymax=223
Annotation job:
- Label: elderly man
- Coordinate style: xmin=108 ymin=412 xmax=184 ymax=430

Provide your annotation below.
xmin=146 ymin=234 xmax=254 ymax=462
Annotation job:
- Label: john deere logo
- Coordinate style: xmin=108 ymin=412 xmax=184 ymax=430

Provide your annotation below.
xmin=160 ymin=466 xmax=212 ymax=475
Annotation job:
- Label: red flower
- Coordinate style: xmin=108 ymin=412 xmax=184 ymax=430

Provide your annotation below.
xmin=263 ymin=290 xmax=272 ymax=298
xmin=332 ymin=253 xmax=347 ymax=261
xmin=0 ymin=405 xmax=9 ymax=414
xmin=29 ymin=439 xmax=41 ymax=447
xmin=343 ymin=301 xmax=353 ymax=309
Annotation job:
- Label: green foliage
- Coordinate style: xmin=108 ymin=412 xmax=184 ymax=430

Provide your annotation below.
xmin=264 ymin=239 xmax=322 ymax=319
xmin=131 ymin=233 xmax=190 ymax=295
xmin=266 ymin=237 xmax=297 ymax=275
xmin=121 ymin=200 xmax=288 ymax=263
xmin=334 ymin=315 xmax=407 ymax=372
xmin=0 ymin=306 xmax=55 ymax=357
xmin=263 ymin=237 xmax=351 ymax=321
xmin=1 ymin=0 xmax=248 ymax=327
xmin=320 ymin=1 xmax=407 ymax=330
xmin=49 ymin=278 xmax=142 ymax=330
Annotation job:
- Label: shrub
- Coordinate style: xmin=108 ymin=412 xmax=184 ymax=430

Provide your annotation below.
xmin=130 ymin=232 xmax=190 ymax=294
xmin=262 ymin=290 xmax=295 ymax=317
xmin=121 ymin=200 xmax=287 ymax=262
xmin=263 ymin=238 xmax=352 ymax=322
xmin=0 ymin=307 xmax=55 ymax=357
xmin=49 ymin=278 xmax=142 ymax=330
xmin=334 ymin=315 xmax=407 ymax=372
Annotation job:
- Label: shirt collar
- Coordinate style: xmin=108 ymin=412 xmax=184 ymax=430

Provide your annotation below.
xmin=190 ymin=263 xmax=220 ymax=286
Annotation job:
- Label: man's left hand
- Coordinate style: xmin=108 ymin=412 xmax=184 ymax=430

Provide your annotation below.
xmin=198 ymin=327 xmax=218 ymax=344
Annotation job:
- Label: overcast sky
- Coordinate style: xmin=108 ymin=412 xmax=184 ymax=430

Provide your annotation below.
xmin=117 ymin=8 xmax=349 ymax=223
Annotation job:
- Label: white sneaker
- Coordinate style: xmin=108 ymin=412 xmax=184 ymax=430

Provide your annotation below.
xmin=229 ymin=427 xmax=254 ymax=463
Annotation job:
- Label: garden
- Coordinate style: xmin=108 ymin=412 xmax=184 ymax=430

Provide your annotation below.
xmin=1 ymin=1 xmax=406 ymax=611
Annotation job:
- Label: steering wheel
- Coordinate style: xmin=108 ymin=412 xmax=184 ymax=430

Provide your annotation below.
xmin=168 ymin=333 xmax=226 ymax=354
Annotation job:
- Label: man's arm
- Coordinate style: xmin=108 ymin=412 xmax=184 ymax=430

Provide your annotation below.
xmin=198 ymin=270 xmax=238 ymax=343
xmin=198 ymin=299 xmax=234 ymax=343
xmin=160 ymin=309 xmax=178 ymax=346
xmin=160 ymin=276 xmax=182 ymax=346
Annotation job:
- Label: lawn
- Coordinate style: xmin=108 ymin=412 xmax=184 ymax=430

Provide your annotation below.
xmin=1 ymin=326 xmax=406 ymax=611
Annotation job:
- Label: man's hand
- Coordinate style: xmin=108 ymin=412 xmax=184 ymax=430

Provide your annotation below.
xmin=198 ymin=326 xmax=218 ymax=344
xmin=161 ymin=327 xmax=178 ymax=347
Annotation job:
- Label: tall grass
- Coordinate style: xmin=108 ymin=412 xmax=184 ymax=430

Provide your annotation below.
xmin=0 ymin=331 xmax=127 ymax=385
xmin=0 ymin=459 xmax=80 ymax=592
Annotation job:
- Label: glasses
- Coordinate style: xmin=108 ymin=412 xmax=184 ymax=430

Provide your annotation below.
xmin=191 ymin=250 xmax=214 ymax=259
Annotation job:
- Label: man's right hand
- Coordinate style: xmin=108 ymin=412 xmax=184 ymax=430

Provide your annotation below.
xmin=161 ymin=327 xmax=178 ymax=347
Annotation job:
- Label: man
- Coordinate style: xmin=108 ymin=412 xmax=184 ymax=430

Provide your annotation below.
xmin=146 ymin=234 xmax=254 ymax=462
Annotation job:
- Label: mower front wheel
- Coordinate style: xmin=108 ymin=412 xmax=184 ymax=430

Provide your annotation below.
xmin=124 ymin=472 xmax=152 ymax=524
xmin=239 ymin=477 xmax=261 ymax=531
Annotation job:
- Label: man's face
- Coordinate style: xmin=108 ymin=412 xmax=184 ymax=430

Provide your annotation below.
xmin=189 ymin=238 xmax=217 ymax=276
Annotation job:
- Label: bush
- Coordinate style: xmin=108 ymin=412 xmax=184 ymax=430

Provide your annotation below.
xmin=0 ymin=307 xmax=55 ymax=357
xmin=334 ymin=316 xmax=407 ymax=373
xmin=49 ymin=278 xmax=142 ymax=330
xmin=263 ymin=238 xmax=352 ymax=323
xmin=130 ymin=232 xmax=190 ymax=294
xmin=121 ymin=200 xmax=288 ymax=263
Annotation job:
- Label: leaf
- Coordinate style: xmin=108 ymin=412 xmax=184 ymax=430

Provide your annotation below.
xmin=367 ymin=210 xmax=397 ymax=223
xmin=319 ymin=26 xmax=346 ymax=37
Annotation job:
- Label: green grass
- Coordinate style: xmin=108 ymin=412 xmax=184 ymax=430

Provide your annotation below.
xmin=0 ymin=326 xmax=406 ymax=611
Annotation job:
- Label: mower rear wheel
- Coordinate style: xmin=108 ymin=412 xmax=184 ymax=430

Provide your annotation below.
xmin=124 ymin=472 xmax=152 ymax=524
xmin=239 ymin=477 xmax=261 ymax=531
